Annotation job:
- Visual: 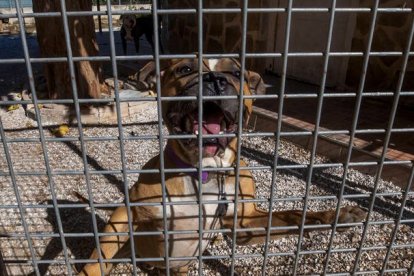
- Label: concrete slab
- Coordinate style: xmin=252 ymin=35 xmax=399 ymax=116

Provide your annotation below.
xmin=250 ymin=106 xmax=413 ymax=190
xmin=25 ymin=90 xmax=155 ymax=125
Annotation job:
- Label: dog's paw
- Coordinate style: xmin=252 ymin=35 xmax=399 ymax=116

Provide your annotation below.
xmin=337 ymin=206 xmax=366 ymax=231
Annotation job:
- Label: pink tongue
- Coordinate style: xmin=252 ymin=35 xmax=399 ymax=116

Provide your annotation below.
xmin=193 ymin=113 xmax=223 ymax=135
xmin=193 ymin=113 xmax=223 ymax=155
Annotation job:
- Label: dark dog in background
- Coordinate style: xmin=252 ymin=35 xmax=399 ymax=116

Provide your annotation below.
xmin=120 ymin=14 xmax=164 ymax=55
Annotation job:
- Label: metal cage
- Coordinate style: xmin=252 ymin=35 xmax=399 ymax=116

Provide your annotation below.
xmin=0 ymin=0 xmax=413 ymax=275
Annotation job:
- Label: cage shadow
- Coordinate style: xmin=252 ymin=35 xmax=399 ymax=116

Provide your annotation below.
xmin=33 ymin=199 xmax=233 ymax=276
xmin=31 ymin=199 xmax=106 ymax=276
xmin=51 ymin=134 xmax=126 ymax=196
xmin=241 ymin=145 xmax=414 ymax=226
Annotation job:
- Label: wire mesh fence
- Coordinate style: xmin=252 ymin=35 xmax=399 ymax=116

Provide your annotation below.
xmin=0 ymin=0 xmax=414 ymax=275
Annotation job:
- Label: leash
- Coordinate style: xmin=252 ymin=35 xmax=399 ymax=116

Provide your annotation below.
xmin=164 ymin=145 xmax=229 ymax=217
xmin=217 ymin=173 xmax=229 ymax=218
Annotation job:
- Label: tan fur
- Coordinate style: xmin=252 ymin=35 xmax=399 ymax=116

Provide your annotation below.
xmin=80 ymin=58 xmax=366 ymax=275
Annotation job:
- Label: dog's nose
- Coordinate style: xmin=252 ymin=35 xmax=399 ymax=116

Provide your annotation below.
xmin=203 ymin=72 xmax=228 ymax=94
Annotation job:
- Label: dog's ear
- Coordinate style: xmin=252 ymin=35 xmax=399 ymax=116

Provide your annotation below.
xmin=136 ymin=61 xmax=168 ymax=92
xmin=246 ymin=71 xmax=266 ymax=96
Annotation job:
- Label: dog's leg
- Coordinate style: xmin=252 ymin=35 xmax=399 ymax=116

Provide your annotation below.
xmin=221 ymin=165 xmax=365 ymax=246
xmin=158 ymin=37 xmax=164 ymax=54
xmin=134 ymin=34 xmax=141 ymax=54
xmin=121 ymin=28 xmax=127 ymax=55
xmin=145 ymin=32 xmax=155 ymax=53
xmin=222 ymin=204 xmax=366 ymax=246
xmin=80 ymin=206 xmax=133 ymax=275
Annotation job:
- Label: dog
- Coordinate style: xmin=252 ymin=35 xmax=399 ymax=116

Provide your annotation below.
xmin=120 ymin=14 xmax=164 ymax=55
xmin=79 ymin=57 xmax=366 ymax=275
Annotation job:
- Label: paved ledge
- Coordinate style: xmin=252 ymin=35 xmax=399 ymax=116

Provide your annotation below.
xmin=26 ymin=90 xmax=156 ymax=125
xmin=251 ymin=106 xmax=413 ymax=190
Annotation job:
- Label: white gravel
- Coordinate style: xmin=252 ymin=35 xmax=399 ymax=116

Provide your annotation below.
xmin=0 ymin=104 xmax=413 ymax=275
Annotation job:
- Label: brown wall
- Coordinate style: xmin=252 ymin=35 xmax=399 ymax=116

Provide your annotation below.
xmin=165 ymin=0 xmax=414 ymax=108
xmin=345 ymin=0 xmax=414 ymax=107
xmin=165 ymin=0 xmax=277 ymax=72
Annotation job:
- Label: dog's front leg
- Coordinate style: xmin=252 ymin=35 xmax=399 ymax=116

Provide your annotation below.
xmin=80 ymin=206 xmax=133 ymax=276
xmin=221 ymin=204 xmax=366 ymax=246
xmin=120 ymin=28 xmax=127 ymax=55
xmin=133 ymin=34 xmax=141 ymax=54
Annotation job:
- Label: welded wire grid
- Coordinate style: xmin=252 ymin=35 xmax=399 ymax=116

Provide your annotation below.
xmin=0 ymin=0 xmax=414 ymax=275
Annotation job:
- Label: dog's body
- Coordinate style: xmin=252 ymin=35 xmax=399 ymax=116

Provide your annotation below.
xmin=120 ymin=14 xmax=164 ymax=55
xmin=80 ymin=58 xmax=366 ymax=275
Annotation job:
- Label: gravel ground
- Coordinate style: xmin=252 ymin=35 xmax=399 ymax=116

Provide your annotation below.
xmin=0 ymin=104 xmax=413 ymax=276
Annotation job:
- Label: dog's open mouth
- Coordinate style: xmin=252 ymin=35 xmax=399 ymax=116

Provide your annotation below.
xmin=193 ymin=102 xmax=238 ymax=156
xmin=168 ymin=101 xmax=238 ymax=157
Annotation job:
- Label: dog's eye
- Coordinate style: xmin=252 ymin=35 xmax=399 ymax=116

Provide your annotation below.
xmin=178 ymin=66 xmax=193 ymax=75
xmin=233 ymin=71 xmax=241 ymax=77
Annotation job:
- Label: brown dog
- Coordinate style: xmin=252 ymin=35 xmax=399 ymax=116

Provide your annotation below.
xmin=80 ymin=58 xmax=366 ymax=275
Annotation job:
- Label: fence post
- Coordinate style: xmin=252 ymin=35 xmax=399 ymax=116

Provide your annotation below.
xmin=97 ymin=0 xmax=102 ymax=33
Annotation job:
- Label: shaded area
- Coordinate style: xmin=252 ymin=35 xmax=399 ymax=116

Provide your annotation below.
xmin=0 ymin=34 xmax=40 ymax=97
xmin=256 ymin=74 xmax=414 ymax=157
xmin=31 ymin=199 xmax=106 ymax=275
xmin=0 ymin=29 xmax=153 ymax=98
xmin=241 ymin=145 xmax=414 ymax=226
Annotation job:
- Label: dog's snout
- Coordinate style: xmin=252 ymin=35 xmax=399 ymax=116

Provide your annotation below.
xmin=203 ymin=72 xmax=228 ymax=95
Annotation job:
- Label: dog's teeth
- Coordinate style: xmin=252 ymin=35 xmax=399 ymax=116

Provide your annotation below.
xmin=195 ymin=130 xmax=199 ymax=135
xmin=219 ymin=131 xmax=224 ymax=134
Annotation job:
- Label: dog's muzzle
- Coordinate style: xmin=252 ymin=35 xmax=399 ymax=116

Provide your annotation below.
xmin=166 ymin=72 xmax=240 ymax=157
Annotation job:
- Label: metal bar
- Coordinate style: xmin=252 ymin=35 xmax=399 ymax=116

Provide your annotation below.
xmin=3 ymin=241 xmax=414 ymax=261
xmin=352 ymin=4 xmax=414 ymax=273
xmin=0 ymin=159 xmax=413 ymax=179
xmin=12 ymin=0 xmax=73 ymax=274
xmin=2 ymin=192 xmax=414 ymax=210
xmin=151 ymin=0 xmax=171 ymax=274
xmin=0 ymin=119 xmax=39 ymax=276
xmin=379 ymin=163 xmax=414 ymax=275
xmin=3 ymin=127 xmax=414 ymax=143
xmin=322 ymin=0 xmax=380 ymax=272
xmin=97 ymin=0 xmax=102 ymax=33
xmin=260 ymin=0 xmax=293 ymax=273
xmin=0 ymin=249 xmax=8 ymax=276
xmin=4 ymin=240 xmax=414 ymax=266
xmin=292 ymin=1 xmax=337 ymax=274
xmin=57 ymin=0 xmax=105 ymax=274
xmin=2 ymin=190 xmax=414 ymax=209
xmin=197 ymin=0 xmax=205 ymax=274
xmin=104 ymin=1 xmax=139 ymax=275
xmin=1 ymin=51 xmax=413 ymax=65
xmin=2 ymin=91 xmax=414 ymax=104
xmin=4 ymin=92 xmax=414 ymax=106
xmin=229 ymin=0 xmax=249 ymax=274
xmin=1 ymin=7 xmax=413 ymax=20
xmin=1 ymin=51 xmax=414 ymax=66
xmin=409 ymin=256 xmax=414 ymax=276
